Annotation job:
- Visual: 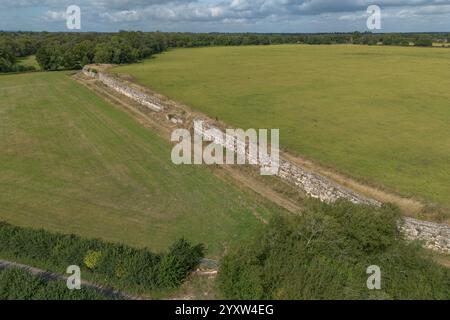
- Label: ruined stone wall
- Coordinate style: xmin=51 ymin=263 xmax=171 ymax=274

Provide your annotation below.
xmin=402 ymin=218 xmax=450 ymax=253
xmin=83 ymin=67 xmax=163 ymax=112
xmin=195 ymin=120 xmax=380 ymax=206
xmin=82 ymin=67 xmax=450 ymax=254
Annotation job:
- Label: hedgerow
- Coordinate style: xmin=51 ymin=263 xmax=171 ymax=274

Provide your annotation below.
xmin=218 ymin=200 xmax=450 ymax=300
xmin=0 ymin=222 xmax=204 ymax=293
xmin=0 ymin=268 xmax=108 ymax=300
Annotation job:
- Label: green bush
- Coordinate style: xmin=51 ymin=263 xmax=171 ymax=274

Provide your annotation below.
xmin=157 ymin=254 xmax=187 ymax=289
xmin=415 ymin=39 xmax=433 ymax=47
xmin=84 ymin=250 xmax=103 ymax=270
xmin=0 ymin=222 xmax=204 ymax=293
xmin=218 ymin=200 xmax=450 ymax=300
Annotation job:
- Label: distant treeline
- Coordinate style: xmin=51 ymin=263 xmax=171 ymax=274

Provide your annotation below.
xmin=0 ymin=222 xmax=204 ymax=294
xmin=0 ymin=31 xmax=449 ymax=72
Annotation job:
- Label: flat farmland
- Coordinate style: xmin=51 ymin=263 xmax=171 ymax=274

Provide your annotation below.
xmin=115 ymin=45 xmax=450 ymax=211
xmin=0 ymin=72 xmax=282 ymax=257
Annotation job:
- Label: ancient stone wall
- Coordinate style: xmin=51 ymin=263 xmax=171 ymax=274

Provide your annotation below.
xmin=82 ymin=67 xmax=450 ymax=254
xmin=83 ymin=67 xmax=163 ymax=112
xmin=402 ymin=218 xmax=450 ymax=253
xmin=195 ymin=120 xmax=379 ymax=206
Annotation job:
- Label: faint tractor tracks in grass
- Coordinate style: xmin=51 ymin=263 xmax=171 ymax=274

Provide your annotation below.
xmin=0 ymin=182 xmax=171 ymax=232
xmin=45 ymin=79 xmax=184 ymax=219
xmin=73 ymin=73 xmax=304 ymax=216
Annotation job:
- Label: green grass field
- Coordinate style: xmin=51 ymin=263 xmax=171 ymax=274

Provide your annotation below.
xmin=16 ymin=55 xmax=40 ymax=70
xmin=115 ymin=45 xmax=450 ymax=210
xmin=0 ymin=72 xmax=282 ymax=257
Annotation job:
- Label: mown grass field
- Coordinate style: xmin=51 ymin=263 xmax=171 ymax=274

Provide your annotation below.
xmin=0 ymin=72 xmax=282 ymax=257
xmin=115 ymin=45 xmax=450 ymax=210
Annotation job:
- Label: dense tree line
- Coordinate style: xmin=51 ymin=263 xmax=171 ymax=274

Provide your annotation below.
xmin=0 ymin=222 xmax=204 ymax=294
xmin=218 ymin=200 xmax=450 ymax=300
xmin=0 ymin=268 xmax=110 ymax=300
xmin=0 ymin=44 xmax=35 ymax=73
xmin=1 ymin=31 xmax=448 ymax=72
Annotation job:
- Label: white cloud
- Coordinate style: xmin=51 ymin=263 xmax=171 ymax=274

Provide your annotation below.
xmin=3 ymin=0 xmax=450 ymax=32
xmin=396 ymin=4 xmax=450 ymax=17
xmin=44 ymin=10 xmax=66 ymax=21
xmin=96 ymin=0 xmax=450 ymax=24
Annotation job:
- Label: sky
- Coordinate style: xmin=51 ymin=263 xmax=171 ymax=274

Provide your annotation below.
xmin=1 ymin=0 xmax=450 ymax=33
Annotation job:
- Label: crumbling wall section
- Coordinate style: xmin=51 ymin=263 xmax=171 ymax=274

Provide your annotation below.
xmin=83 ymin=67 xmax=163 ymax=112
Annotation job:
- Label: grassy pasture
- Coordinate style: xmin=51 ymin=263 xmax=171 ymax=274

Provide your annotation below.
xmin=16 ymin=55 xmax=40 ymax=70
xmin=0 ymin=72 xmax=281 ymax=257
xmin=115 ymin=45 xmax=450 ymax=210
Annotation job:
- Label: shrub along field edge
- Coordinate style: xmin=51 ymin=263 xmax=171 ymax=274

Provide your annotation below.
xmin=0 ymin=222 xmax=204 ymax=296
xmin=217 ymin=200 xmax=450 ymax=300
xmin=0 ymin=267 xmax=110 ymax=300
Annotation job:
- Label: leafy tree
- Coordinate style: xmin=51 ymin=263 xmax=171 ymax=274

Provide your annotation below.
xmin=36 ymin=44 xmax=63 ymax=70
xmin=0 ymin=57 xmax=13 ymax=72
xmin=415 ymin=39 xmax=433 ymax=47
xmin=94 ymin=43 xmax=114 ymax=64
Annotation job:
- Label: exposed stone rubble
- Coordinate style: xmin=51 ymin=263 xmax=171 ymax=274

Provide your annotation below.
xmin=81 ymin=66 xmax=450 ymax=254
xmin=83 ymin=67 xmax=163 ymax=112
xmin=195 ymin=120 xmax=379 ymax=207
xmin=402 ymin=218 xmax=450 ymax=254
xmin=278 ymin=160 xmax=380 ymax=206
xmin=166 ymin=114 xmax=184 ymax=125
